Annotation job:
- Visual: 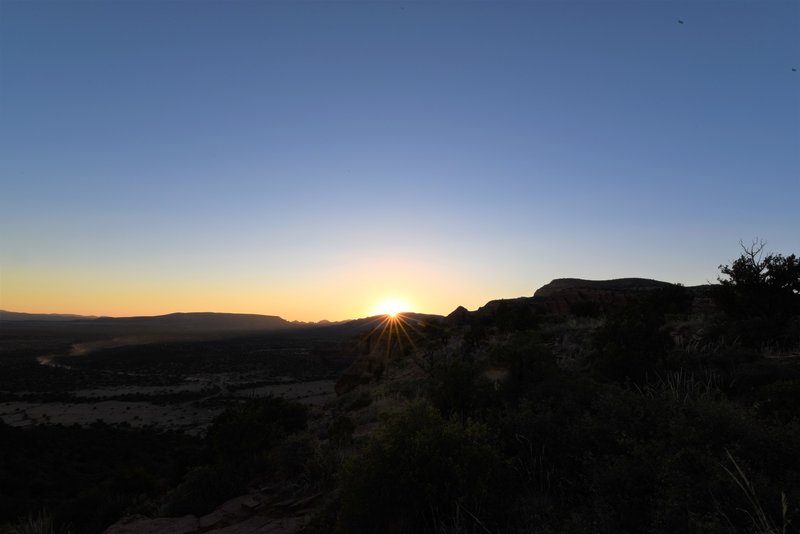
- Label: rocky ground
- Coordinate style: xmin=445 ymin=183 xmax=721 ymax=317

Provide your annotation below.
xmin=0 ymin=377 xmax=335 ymax=434
xmin=105 ymin=490 xmax=319 ymax=534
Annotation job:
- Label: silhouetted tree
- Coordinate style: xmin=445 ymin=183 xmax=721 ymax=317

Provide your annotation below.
xmin=717 ymin=239 xmax=800 ymax=318
xmin=713 ymin=240 xmax=799 ymax=349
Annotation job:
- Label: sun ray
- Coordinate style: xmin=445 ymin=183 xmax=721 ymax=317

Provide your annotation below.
xmin=358 ymin=299 xmax=427 ymax=364
xmin=393 ymin=314 xmax=418 ymax=350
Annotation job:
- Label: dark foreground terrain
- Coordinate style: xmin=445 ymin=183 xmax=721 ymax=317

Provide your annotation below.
xmin=2 ymin=248 xmax=799 ymax=534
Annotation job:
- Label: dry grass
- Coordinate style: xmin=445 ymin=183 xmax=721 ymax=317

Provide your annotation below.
xmin=721 ymin=450 xmax=791 ymax=534
xmin=2 ymin=511 xmax=71 ymax=534
xmin=636 ymin=369 xmax=723 ymax=404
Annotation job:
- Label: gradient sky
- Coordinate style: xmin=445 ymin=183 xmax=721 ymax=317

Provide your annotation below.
xmin=1 ymin=1 xmax=798 ymax=321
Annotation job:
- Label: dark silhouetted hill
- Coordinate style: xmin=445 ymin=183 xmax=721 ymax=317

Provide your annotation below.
xmin=446 ymin=278 xmax=681 ymax=325
xmin=0 ymin=310 xmax=97 ymax=321
xmin=91 ymin=312 xmax=296 ymax=333
xmin=532 ymin=277 xmax=673 ymax=297
xmin=0 ymin=310 xmax=301 ymax=336
xmin=532 ymin=277 xmax=675 ymax=314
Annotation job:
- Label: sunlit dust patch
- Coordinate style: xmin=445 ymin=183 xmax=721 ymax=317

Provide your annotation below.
xmin=36 ymin=355 xmax=73 ymax=369
xmin=70 ymin=336 xmax=170 ymax=356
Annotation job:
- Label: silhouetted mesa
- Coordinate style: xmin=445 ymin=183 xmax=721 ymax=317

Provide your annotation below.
xmin=531 ymin=277 xmax=674 ymax=315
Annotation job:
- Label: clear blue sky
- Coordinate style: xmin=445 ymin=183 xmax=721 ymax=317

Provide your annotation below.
xmin=1 ymin=0 xmax=798 ymax=320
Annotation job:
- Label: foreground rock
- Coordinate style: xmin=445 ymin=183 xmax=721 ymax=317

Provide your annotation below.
xmin=103 ymin=491 xmax=317 ymax=534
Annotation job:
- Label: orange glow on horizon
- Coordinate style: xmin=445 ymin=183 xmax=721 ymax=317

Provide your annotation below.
xmin=1 ymin=257 xmax=524 ymax=322
xmin=371 ymin=297 xmax=412 ymax=318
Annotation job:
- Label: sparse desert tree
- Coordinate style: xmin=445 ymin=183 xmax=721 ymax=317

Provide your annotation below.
xmin=716 ymin=240 xmax=800 ymax=351
xmin=714 ymin=240 xmax=800 ymax=349
xmin=717 ymin=239 xmax=800 ymax=317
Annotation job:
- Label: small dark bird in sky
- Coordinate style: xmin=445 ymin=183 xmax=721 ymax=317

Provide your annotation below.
xmin=678 ymin=20 xmax=684 ymax=25
xmin=793 ymin=68 xmax=797 ymax=72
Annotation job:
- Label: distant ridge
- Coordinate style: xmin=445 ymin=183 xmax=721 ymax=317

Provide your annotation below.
xmin=0 ymin=310 xmax=448 ymax=334
xmin=3 ymin=279 xmax=680 ymax=330
xmin=0 ymin=310 xmax=97 ymax=321
xmin=0 ymin=310 xmax=299 ymax=333
xmin=90 ymin=312 xmax=296 ymax=333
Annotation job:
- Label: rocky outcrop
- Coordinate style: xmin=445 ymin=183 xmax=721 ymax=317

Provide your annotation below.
xmin=531 ymin=278 xmax=674 ymax=315
xmin=443 ymin=278 xmax=688 ymax=325
xmin=533 ymin=277 xmax=672 ymax=297
xmin=446 ymin=305 xmax=471 ymax=325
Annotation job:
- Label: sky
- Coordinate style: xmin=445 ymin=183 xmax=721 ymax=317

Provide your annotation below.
xmin=1 ymin=0 xmax=798 ymax=321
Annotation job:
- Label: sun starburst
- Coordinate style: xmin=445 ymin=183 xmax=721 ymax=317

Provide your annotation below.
xmin=372 ymin=298 xmax=411 ymax=318
xmin=364 ymin=309 xmax=424 ymax=359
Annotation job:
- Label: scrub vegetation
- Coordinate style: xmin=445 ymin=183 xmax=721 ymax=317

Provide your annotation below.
xmin=1 ymin=244 xmax=798 ymax=534
xmin=325 ymin=243 xmax=800 ymax=534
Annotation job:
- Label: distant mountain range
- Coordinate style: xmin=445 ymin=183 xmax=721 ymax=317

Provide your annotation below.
xmin=1 ymin=278 xmax=701 ymax=333
xmin=0 ymin=310 xmax=298 ymax=332
xmin=0 ymin=310 xmax=98 ymax=321
xmin=92 ymin=312 xmax=298 ymax=332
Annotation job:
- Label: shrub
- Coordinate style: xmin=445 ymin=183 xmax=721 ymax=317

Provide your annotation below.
xmin=429 ymin=357 xmax=497 ymax=419
xmin=268 ymin=432 xmax=318 ymax=480
xmin=717 ymin=241 xmax=800 ymax=319
xmin=592 ymin=311 xmax=671 ymax=382
xmin=714 ymin=241 xmax=800 ymax=349
xmin=161 ymin=396 xmax=310 ymax=517
xmin=159 ymin=464 xmax=245 ymax=517
xmin=328 ymin=416 xmax=355 ymax=446
xmin=337 ymin=401 xmax=508 ymax=533
xmin=207 ymin=395 xmax=307 ymax=463
xmin=493 ymin=333 xmax=558 ymax=403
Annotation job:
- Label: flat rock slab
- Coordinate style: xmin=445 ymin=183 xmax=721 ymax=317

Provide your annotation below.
xmin=104 ymin=492 xmax=309 ymax=534
xmin=206 ymin=515 xmax=307 ymax=534
xmin=104 ymin=514 xmax=198 ymax=534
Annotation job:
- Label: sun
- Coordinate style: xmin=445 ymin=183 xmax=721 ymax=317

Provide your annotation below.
xmin=372 ymin=298 xmax=411 ymax=318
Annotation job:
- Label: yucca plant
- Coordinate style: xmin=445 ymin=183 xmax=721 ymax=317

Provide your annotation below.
xmin=2 ymin=511 xmax=71 ymax=534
